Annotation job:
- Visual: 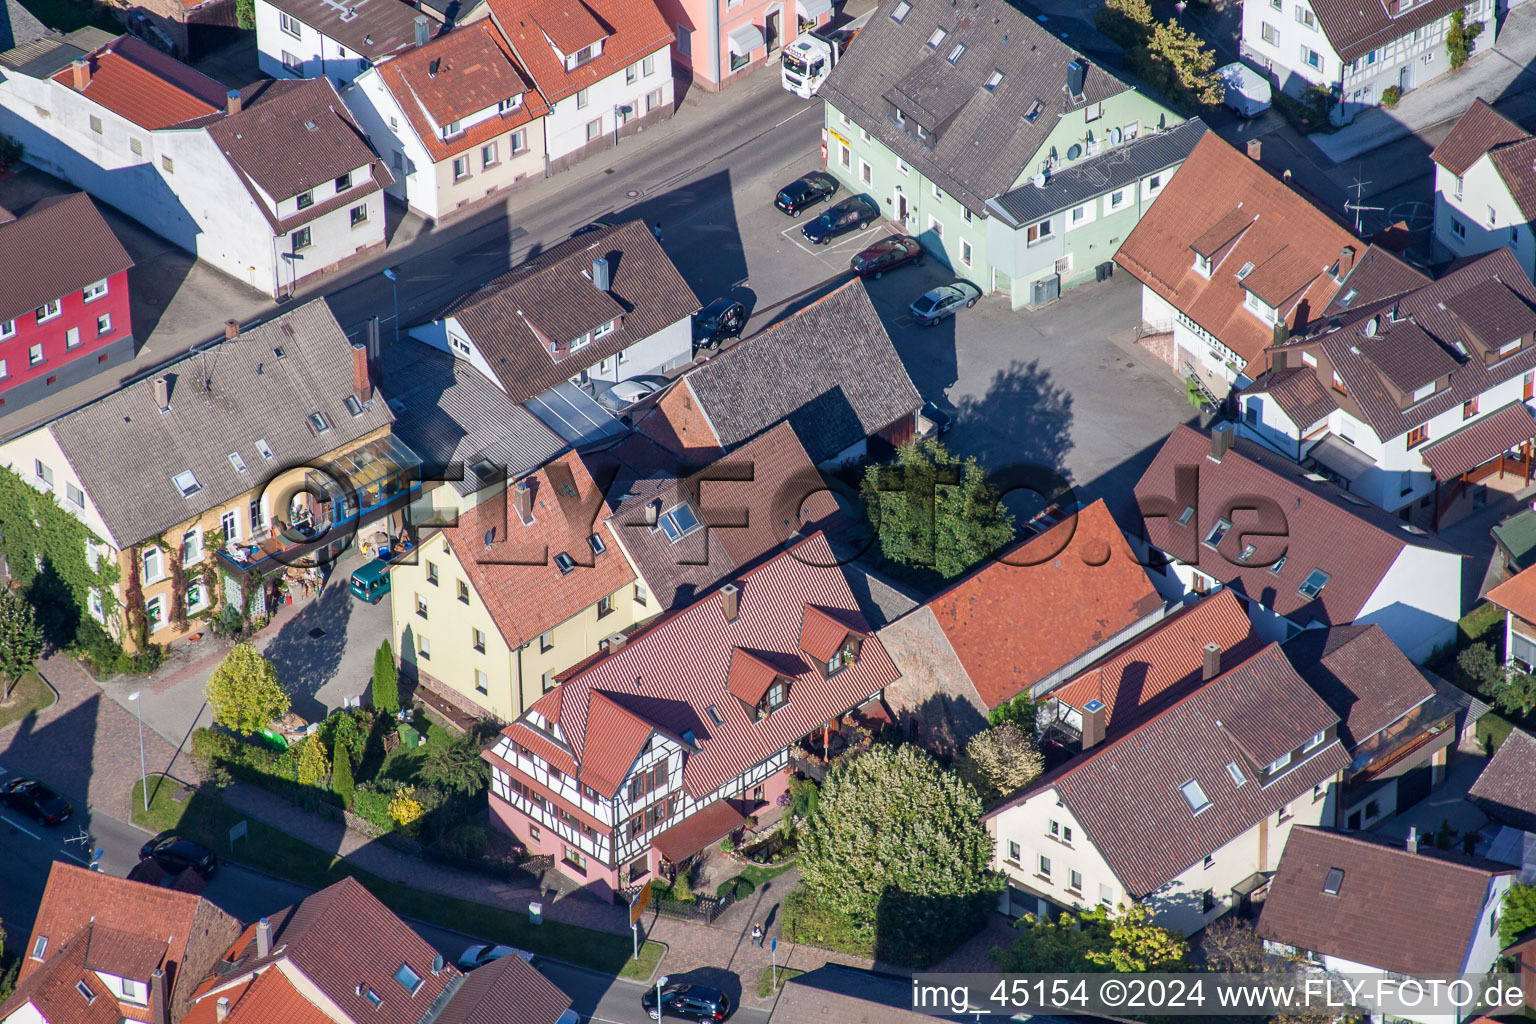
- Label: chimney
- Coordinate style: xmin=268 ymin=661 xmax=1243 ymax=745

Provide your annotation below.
xmin=256 ymin=916 xmax=271 ymax=958
xmin=1210 ymin=422 xmax=1234 ymax=462
xmin=215 ymin=997 xmax=230 ymax=1022
xmin=1066 ymin=58 xmax=1086 ymax=100
xmin=606 ymin=633 xmax=627 ymax=653
xmin=1203 ymin=642 xmax=1222 ymax=681
xmin=224 ymin=318 xmax=240 ymax=340
xmin=720 ymin=583 xmax=739 ymax=623
xmin=644 ymin=500 xmax=659 ymax=526
xmin=150 ymin=969 xmax=169 ymax=1024
xmin=1272 ymin=349 xmax=1288 ymax=371
xmin=592 ymin=256 xmax=610 ymax=292
xmin=1080 ymin=699 xmax=1106 ymax=751
xmin=513 ymin=479 xmax=532 ymax=524
xmin=153 ymin=377 xmax=170 ymax=412
xmin=1406 ymin=826 xmax=1418 ymax=854
xmin=71 ymin=57 xmax=90 ymax=90
xmin=1246 ymin=138 xmax=1261 ymax=162
xmin=351 ymin=342 xmax=372 ymax=404
xmin=226 ymin=89 xmax=241 ymax=116
xmin=413 ymin=14 xmax=430 ymax=46
xmin=1338 ymin=245 xmax=1356 ymax=277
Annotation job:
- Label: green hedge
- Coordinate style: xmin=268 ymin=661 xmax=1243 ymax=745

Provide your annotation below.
xmin=782 ymin=887 xmax=875 ymax=958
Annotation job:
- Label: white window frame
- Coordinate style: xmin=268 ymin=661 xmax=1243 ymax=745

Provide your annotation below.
xmin=279 ymin=11 xmax=301 ymax=37
xmin=142 ymin=546 xmax=166 ymax=584
xmin=82 ymin=278 xmax=108 ymax=302
xmin=36 ymin=299 xmax=60 ymax=324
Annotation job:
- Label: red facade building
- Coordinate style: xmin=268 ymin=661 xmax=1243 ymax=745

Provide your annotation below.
xmin=0 ymin=192 xmax=134 ymax=410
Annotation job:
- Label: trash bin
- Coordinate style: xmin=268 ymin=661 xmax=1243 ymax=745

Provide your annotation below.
xmin=529 ymin=902 xmax=543 ymax=925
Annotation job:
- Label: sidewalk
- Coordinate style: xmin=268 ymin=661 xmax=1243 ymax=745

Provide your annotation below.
xmin=1312 ymin=3 xmax=1536 ymax=163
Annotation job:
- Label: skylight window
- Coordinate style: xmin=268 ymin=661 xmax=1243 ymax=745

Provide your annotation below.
xmin=1297 ymin=568 xmax=1331 ymax=598
xmin=173 ymin=470 xmax=202 ymax=498
xmin=1177 ymin=505 xmax=1196 ymax=526
xmin=656 ymin=503 xmax=702 ymax=543
xmin=1180 ymin=779 xmax=1211 ymax=813
xmin=706 ymin=705 xmax=723 ymax=724
xmin=927 ymin=27 xmax=946 ymax=47
xmin=1269 ymin=554 xmax=1288 ymax=575
xmin=589 ymin=533 xmax=607 ymax=555
xmin=946 ymin=42 xmax=965 ymax=63
xmin=309 ymin=412 xmax=331 ymax=434
xmin=1339 ymin=288 xmax=1358 ymax=307
xmin=1226 ymin=762 xmax=1245 ymax=786
xmin=77 ymin=981 xmax=95 ymax=1003
xmin=984 ymin=69 xmax=1004 ymax=90
xmin=891 ymin=0 xmax=910 ymax=21
xmin=394 ymin=964 xmax=423 ymax=995
xmin=362 ymin=988 xmax=382 ymax=1008
xmin=554 ymin=552 xmax=576 ymax=575
xmin=229 ymin=452 xmax=247 ymax=473
xmin=1322 ymin=867 xmax=1344 ymax=896
xmin=256 ymin=438 xmax=275 ymax=460
xmin=1236 ymin=261 xmax=1255 ymax=281
xmin=1236 ymin=543 xmax=1257 ymax=564
xmin=344 ymin=394 xmax=364 ymax=417
xmin=1203 ymin=517 xmax=1232 ymax=548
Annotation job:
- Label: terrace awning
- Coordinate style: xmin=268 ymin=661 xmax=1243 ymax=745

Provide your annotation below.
xmin=653 ymin=800 xmax=751 ymax=864
xmin=1309 ymin=434 xmax=1374 ymax=483
xmin=728 ymin=24 xmax=764 ymax=55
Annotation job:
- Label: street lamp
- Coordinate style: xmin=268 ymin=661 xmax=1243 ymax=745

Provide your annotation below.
xmin=382 ymin=268 xmax=400 ymax=346
xmin=128 ymin=691 xmax=147 ymax=812
xmin=654 ymin=974 xmax=668 ymax=1022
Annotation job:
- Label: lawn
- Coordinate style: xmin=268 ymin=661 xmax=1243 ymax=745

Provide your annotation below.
xmin=1476 ymin=712 xmax=1516 ymax=755
xmin=132 ymin=778 xmax=663 ymax=980
xmin=714 ymin=860 xmax=795 ymax=900
xmin=0 ymin=672 xmax=56 ymax=731
xmin=15 ymin=0 xmax=120 ymax=35
xmin=756 ymin=965 xmax=804 ymax=998
xmin=1428 ymin=600 xmax=1507 ymax=694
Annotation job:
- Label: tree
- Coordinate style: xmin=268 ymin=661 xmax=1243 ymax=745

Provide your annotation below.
xmin=389 ymin=785 xmax=423 ymax=829
xmin=296 ymin=735 xmax=330 ymax=786
xmin=205 ymin=643 xmax=288 ymax=735
xmin=955 ymin=721 xmax=1044 ymax=803
xmin=1446 ymin=10 xmax=1484 ymax=69
xmin=1093 ymin=0 xmax=1152 ymax=48
xmin=1500 ymin=883 xmax=1536 ymax=947
xmin=798 ymin=744 xmax=1002 ymax=964
xmin=330 ymin=711 xmax=362 ymax=768
xmin=0 ymin=589 xmax=43 ymax=701
xmin=371 ymin=640 xmax=399 ymax=717
xmin=331 ymin=741 xmax=355 ymax=808
xmin=1458 ymin=643 xmax=1536 ymax=716
xmin=234 ymin=0 xmax=254 ymax=28
xmin=1199 ymin=916 xmax=1268 ymax=972
xmin=988 ymin=693 xmax=1039 ymax=731
xmin=1458 ymin=641 xmax=1499 ymax=687
xmin=1086 ymin=902 xmax=1188 ymax=971
xmin=860 ymin=440 xmax=1015 ymax=580
xmin=420 ymin=734 xmax=490 ymax=795
xmin=994 ymin=904 xmax=1186 ymax=973
xmin=1139 ymin=20 xmax=1223 ymax=108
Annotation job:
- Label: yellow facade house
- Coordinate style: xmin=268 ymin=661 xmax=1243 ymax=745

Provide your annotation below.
xmin=0 ymin=301 xmax=415 ymax=652
xmin=392 ymin=449 xmax=653 ymax=722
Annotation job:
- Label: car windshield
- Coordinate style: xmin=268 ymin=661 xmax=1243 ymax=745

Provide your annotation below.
xmin=915 ymin=294 xmax=940 ymax=312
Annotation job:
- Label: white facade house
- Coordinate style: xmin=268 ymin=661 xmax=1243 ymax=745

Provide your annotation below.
xmin=1240 ymin=0 xmax=1495 ymax=125
xmin=1430 ymin=98 xmax=1536 ymax=281
xmin=526 ymin=44 xmax=672 ymax=167
xmin=254 ymin=0 xmax=433 ymax=86
xmin=0 ymin=38 xmax=388 ymax=298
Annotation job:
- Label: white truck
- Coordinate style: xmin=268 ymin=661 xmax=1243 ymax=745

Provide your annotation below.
xmin=781 ymin=11 xmax=872 ymax=98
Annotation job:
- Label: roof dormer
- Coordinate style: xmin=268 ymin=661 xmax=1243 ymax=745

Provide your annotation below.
xmin=799 ymin=605 xmax=867 ymax=677
xmin=535 ymin=2 xmax=611 ymax=72
xmin=726 ymin=648 xmax=793 ymax=721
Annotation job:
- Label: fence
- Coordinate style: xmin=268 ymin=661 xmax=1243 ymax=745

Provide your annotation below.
xmin=650 ymin=890 xmax=738 ymax=924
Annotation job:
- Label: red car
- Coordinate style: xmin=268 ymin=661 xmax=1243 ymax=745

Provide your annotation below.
xmin=850 ymin=235 xmax=924 ymax=279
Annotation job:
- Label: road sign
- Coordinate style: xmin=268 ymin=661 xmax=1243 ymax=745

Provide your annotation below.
xmin=229 ymin=820 xmax=248 ymax=850
xmin=630 ymin=880 xmax=653 ymax=925
xmin=770 ymin=937 xmax=777 ymax=952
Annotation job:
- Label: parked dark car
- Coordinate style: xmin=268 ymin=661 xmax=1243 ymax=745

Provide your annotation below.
xmin=641 ymin=983 xmax=732 ymax=1022
xmin=801 ymin=194 xmax=880 ymax=244
xmin=909 ymin=281 xmax=981 ymax=325
xmin=0 ymin=778 xmax=72 ymax=826
xmin=850 ymin=235 xmax=923 ymax=278
xmin=693 ymin=298 xmax=747 ymax=347
xmin=139 ymin=834 xmax=218 ymax=877
xmin=920 ymin=399 xmax=952 ymax=434
xmin=774 ymin=171 xmax=838 ymax=217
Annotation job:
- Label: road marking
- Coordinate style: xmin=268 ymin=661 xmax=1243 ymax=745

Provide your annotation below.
xmin=0 ymin=815 xmax=40 ymax=840
xmin=771 ymin=104 xmax=815 ymax=131
xmin=59 ymin=846 xmax=89 ymax=865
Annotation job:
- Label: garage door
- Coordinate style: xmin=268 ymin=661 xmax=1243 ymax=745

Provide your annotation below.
xmin=1396 ymin=764 xmax=1433 ymax=812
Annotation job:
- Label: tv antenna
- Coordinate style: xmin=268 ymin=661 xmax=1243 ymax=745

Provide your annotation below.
xmin=1344 ymin=174 xmax=1382 ymax=235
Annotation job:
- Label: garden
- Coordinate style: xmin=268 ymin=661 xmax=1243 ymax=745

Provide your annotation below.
xmin=1429 ymin=600 xmax=1531 ymax=752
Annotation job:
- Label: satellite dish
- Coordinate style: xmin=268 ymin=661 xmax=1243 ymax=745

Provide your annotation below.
xmin=431 ymin=954 xmax=444 ymax=975
xmin=1109 ymin=126 xmax=1122 ymax=144
xmin=1033 ymin=172 xmax=1047 ymax=189
xmin=1364 ymin=316 xmax=1378 ymax=338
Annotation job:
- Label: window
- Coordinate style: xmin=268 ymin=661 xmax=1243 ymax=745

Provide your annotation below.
xmin=418 ymin=635 xmax=431 ymax=660
xmin=61 ymin=326 xmax=79 ymax=350
xmin=66 ymin=482 xmax=84 ymax=508
xmin=540 ymin=630 xmax=553 ymax=652
xmin=27 ymin=343 xmax=43 ymax=366
xmin=859 ymin=159 xmax=871 ymax=185
xmin=1007 ymin=840 xmax=1021 ymax=862
xmin=928 ymin=215 xmax=943 ymax=239
xmin=960 ymin=239 xmax=972 ymax=267
xmin=1181 ymin=779 xmax=1211 ymax=813
xmin=280 ymin=11 xmax=301 ymax=36
xmin=1100 ymin=884 xmax=1114 ymax=905
xmin=34 ymin=459 xmax=53 ymax=489
xmin=946 ymin=42 xmax=965 ymax=64
xmin=394 ymin=963 xmax=423 ymax=995
xmin=586 ymin=118 xmax=602 ymax=142
xmin=172 ymin=470 xmax=201 ymax=498
xmin=643 ymin=54 xmax=655 ymax=75
xmin=36 ymin=299 xmax=60 ymax=323
xmin=1451 ymin=217 xmax=1466 ymax=240
xmin=472 ymin=627 xmax=486 ymax=653
xmin=626 ymin=62 xmax=638 ymax=84
xmin=1464 ymin=398 xmax=1479 ymax=419
xmin=350 ymin=204 xmax=368 ymax=227
xmin=1313 ymin=782 xmax=1326 ymax=801
xmin=1026 ymin=219 xmax=1053 ymax=245
xmin=576 ymin=88 xmax=590 ymax=109
xmin=362 ymin=988 xmax=382 ymax=1009
xmin=77 ymin=981 xmax=96 ymax=1003
xmin=457 ymin=579 xmax=470 ymax=604
xmin=227 ymin=451 xmax=248 ymax=475
xmin=296 ymin=190 xmax=313 ymax=211
xmin=221 ymin=509 xmax=239 ymax=540
xmin=281 ymin=49 xmax=301 ymax=73
xmin=646 ymin=88 xmax=663 ymax=112
xmin=182 ymin=527 xmax=203 ymax=565
xmin=1203 ymin=517 xmax=1232 ymax=548
xmin=291 ymin=227 xmax=311 ymax=252
xmin=1037 ymin=854 xmax=1052 ymax=878
xmin=0 ymin=319 xmax=11 ymax=340
xmin=473 ymin=668 xmax=489 ymax=694
xmin=1301 ymin=729 xmax=1326 ymax=752
xmin=480 ymin=141 xmax=498 ymax=168
xmin=510 ymin=129 xmax=527 ymax=153
xmin=1069 ymin=869 xmax=1083 ymax=892
xmin=1268 ymin=750 xmax=1293 ymax=774
xmin=453 ymin=156 xmax=470 ymax=181
xmin=416 ymin=594 xmax=428 ymax=619
xmin=839 ymin=142 xmax=850 ymax=168
xmin=145 ymin=594 xmax=166 ymax=631
xmin=1301 ymin=45 xmax=1322 ymax=70
xmin=634 ymin=582 xmax=648 ymax=605
xmin=81 ymin=277 xmax=109 ymax=302
xmin=1227 ymin=761 xmax=1246 ymax=785
xmin=1146 ymin=172 xmax=1163 ymax=193
xmin=656 ymin=503 xmax=702 ymax=542
xmin=130 ymin=137 xmax=142 ymax=156
xmin=31 ymin=936 xmax=47 ymax=959
xmin=897 ymin=158 xmax=910 ymax=176
xmin=1296 ymin=5 xmax=1315 ymax=25
xmin=927 ymin=27 xmax=946 ymax=47
xmin=891 ymin=0 xmax=910 ymax=20
xmin=984 ymin=69 xmax=1003 ymax=90
xmin=1406 ymin=423 xmax=1429 ymax=448
xmin=1277 ymin=802 xmax=1294 ymax=824
xmin=1297 ymin=568 xmax=1330 ymax=598
xmin=162 ymin=155 xmax=174 ymax=174
xmin=597 ymin=594 xmax=613 ymax=618
xmin=426 ymin=562 xmax=439 ymax=586
xmin=1085 ymin=101 xmax=1103 ymax=121
xmin=96 ymin=313 xmax=112 ymax=336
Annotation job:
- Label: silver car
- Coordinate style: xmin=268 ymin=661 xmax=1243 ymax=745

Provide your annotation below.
xmin=909 ymin=282 xmax=981 ymax=326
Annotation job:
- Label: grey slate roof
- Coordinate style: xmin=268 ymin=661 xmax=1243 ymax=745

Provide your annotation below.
xmin=988 ymin=117 xmax=1208 ymax=228
xmin=256 ymin=0 xmax=434 ymax=62
xmin=44 ymin=300 xmax=394 ymax=548
xmin=1468 ymin=726 xmax=1536 ymax=834
xmin=681 ymin=279 xmax=921 ymax=464
xmin=0 ymin=0 xmax=48 ymax=52
xmin=376 ymin=342 xmax=565 ymax=497
xmin=820 ymin=0 xmax=1137 ymax=214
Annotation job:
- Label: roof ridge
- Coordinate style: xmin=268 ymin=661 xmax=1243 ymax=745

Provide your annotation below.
xmin=1294 ymin=824 xmax=1512 ymax=878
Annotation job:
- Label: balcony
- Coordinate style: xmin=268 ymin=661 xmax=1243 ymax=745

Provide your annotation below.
xmin=1346 ymin=692 xmax=1460 ymax=782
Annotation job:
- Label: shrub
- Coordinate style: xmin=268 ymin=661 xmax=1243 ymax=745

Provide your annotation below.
xmin=783 ymin=887 xmax=874 ymax=957
xmin=206 ymin=643 xmax=288 ymax=735
xmin=389 ymin=786 xmax=424 ymax=829
xmin=352 ymin=783 xmax=396 ymax=831
xmin=330 ymin=711 xmax=363 ymax=768
xmin=720 ymin=836 xmax=735 ymax=854
xmin=788 ymin=776 xmax=820 ymax=818
xmin=372 ymin=641 xmax=399 ymax=716
xmin=442 ymin=825 xmax=489 ymax=860
xmin=420 ymin=734 xmax=490 ymax=794
xmin=955 ymin=722 xmax=1044 ymax=803
xmin=331 ymin=743 xmax=355 ymax=808
xmin=1382 ymin=85 xmax=1402 ymax=107
xmin=296 ymin=736 xmax=330 ymax=787
xmin=717 ymin=875 xmax=757 ymax=900
xmin=669 ymin=871 xmax=696 ymax=903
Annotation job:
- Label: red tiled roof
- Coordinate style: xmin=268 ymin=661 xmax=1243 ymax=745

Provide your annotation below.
xmin=497 ymin=533 xmax=901 ymax=798
xmin=725 ymin=647 xmax=783 ymax=706
xmin=925 ymin=499 xmax=1161 ymax=710
xmin=487 ymin=0 xmax=672 ymax=103
xmin=185 ymin=969 xmax=332 ymax=1024
xmin=1115 ymin=133 xmax=1360 ymax=367
xmin=1490 ymin=565 xmax=1536 ymax=624
xmin=653 ymin=799 xmax=750 ymax=863
xmin=1419 ymin=401 xmax=1536 ymax=480
xmin=1258 ymin=827 xmax=1514 ymax=976
xmin=52 ymin=35 xmax=225 ymax=129
xmin=377 ymin=21 xmax=549 ymax=164
xmin=438 ymin=450 xmax=636 ymax=651
xmin=1430 ymin=98 xmax=1529 ymax=176
xmin=1049 ymin=588 xmax=1260 ymax=732
xmin=799 ymin=605 xmax=863 ymax=662
xmin=580 ymin=691 xmax=662 ymax=796
xmin=0 ymin=930 xmax=124 ymax=1024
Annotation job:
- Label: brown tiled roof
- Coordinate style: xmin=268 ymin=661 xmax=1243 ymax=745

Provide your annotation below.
xmin=0 ymin=929 xmax=125 ymax=1024
xmin=0 ymin=192 xmax=132 ymax=324
xmin=1429 ymin=98 xmax=1529 ymax=177
xmin=1468 ymin=726 xmax=1536 ymax=833
xmin=183 ymin=969 xmax=333 ymax=1024
xmin=1115 ymin=133 xmax=1359 ymax=367
xmin=487 ymin=0 xmax=672 ymax=103
xmin=1489 ymin=565 xmax=1536 ymax=623
xmin=204 ymin=877 xmax=456 ymax=1024
xmin=257 ymin=0 xmax=434 ymax=62
xmin=1357 ymin=320 xmax=1458 ymax=392
xmin=1282 ymin=623 xmax=1434 ymax=747
xmin=1310 ymin=0 xmax=1484 ymax=61
xmin=439 ymin=449 xmax=636 ymax=651
xmin=1134 ymin=426 xmax=1456 ymax=624
xmin=209 ymin=78 xmax=389 ymax=213
xmin=1420 ymin=401 xmax=1536 ymax=480
xmin=599 ymin=421 xmax=840 ymax=611
xmin=1486 ymin=137 xmax=1536 ymax=223
xmin=926 ymin=499 xmax=1162 ymax=710
xmin=1444 ymin=278 xmax=1536 ymax=353
xmin=377 ymin=21 xmax=549 ymax=164
xmin=15 ymin=863 xmax=241 ymax=1023
xmin=653 ymin=799 xmax=751 ymax=863
xmin=52 ymin=35 xmax=225 ymax=128
xmin=1240 ymin=366 xmax=1338 ymax=429
xmin=436 ymin=220 xmax=699 ymax=403
xmin=1319 ymin=244 xmax=1432 ymax=316
xmin=1050 ymin=588 xmax=1261 ymax=733
xmin=993 ymin=644 xmax=1347 ymax=896
xmin=1258 ymin=827 xmax=1514 ymax=975
xmin=434 ymin=949 xmax=574 ymax=1024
